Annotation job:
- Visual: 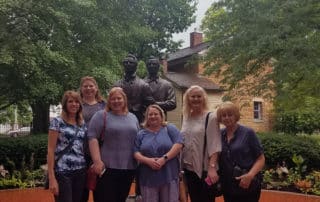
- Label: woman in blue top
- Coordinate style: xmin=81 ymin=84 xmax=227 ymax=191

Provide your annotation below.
xmin=47 ymin=90 xmax=87 ymax=202
xmin=134 ymin=104 xmax=183 ymax=202
xmin=217 ymin=101 xmax=265 ymax=202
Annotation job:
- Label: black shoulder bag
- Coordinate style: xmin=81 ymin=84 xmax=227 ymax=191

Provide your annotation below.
xmin=202 ymin=112 xmax=223 ymax=197
xmin=44 ymin=126 xmax=80 ymax=189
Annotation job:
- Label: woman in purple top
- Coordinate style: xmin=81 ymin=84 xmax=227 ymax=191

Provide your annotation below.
xmin=217 ymin=102 xmax=265 ymax=202
xmin=88 ymin=87 xmax=139 ymax=202
xmin=134 ymin=104 xmax=183 ymax=202
xmin=79 ymin=76 xmax=106 ymax=202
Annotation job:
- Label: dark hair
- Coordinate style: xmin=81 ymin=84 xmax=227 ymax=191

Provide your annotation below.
xmin=123 ymin=54 xmax=138 ymax=65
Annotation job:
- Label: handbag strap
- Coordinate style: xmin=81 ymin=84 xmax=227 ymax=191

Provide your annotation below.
xmin=98 ymin=110 xmax=107 ymax=147
xmin=55 ymin=126 xmax=80 ymax=163
xmin=202 ymin=112 xmax=211 ymax=171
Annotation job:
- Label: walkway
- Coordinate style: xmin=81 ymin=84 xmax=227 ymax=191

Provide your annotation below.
xmin=0 ymin=188 xmax=319 ymax=202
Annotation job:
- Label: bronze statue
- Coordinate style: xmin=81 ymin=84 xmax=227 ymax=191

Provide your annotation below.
xmin=113 ymin=54 xmax=154 ymax=123
xmin=144 ymin=56 xmax=176 ymax=115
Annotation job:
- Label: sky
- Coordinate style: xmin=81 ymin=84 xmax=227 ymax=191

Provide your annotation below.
xmin=172 ymin=0 xmax=216 ymax=48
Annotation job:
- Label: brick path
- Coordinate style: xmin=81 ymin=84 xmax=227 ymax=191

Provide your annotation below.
xmin=0 ymin=188 xmax=319 ymax=202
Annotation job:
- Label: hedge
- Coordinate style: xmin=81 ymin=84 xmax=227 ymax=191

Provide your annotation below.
xmin=0 ymin=133 xmax=319 ymax=174
xmin=0 ymin=134 xmax=47 ymax=173
xmin=258 ymin=132 xmax=320 ymax=170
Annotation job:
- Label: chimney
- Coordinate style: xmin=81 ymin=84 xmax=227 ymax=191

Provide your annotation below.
xmin=190 ymin=31 xmax=203 ymax=48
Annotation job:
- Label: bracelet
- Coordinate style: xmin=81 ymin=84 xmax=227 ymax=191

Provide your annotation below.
xmin=209 ymin=163 xmax=216 ymax=168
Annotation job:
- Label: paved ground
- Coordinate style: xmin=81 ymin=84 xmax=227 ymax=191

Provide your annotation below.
xmin=0 ymin=188 xmax=319 ymax=202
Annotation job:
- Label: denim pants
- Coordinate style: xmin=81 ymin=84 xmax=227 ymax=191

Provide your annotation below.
xmin=54 ymin=168 xmax=86 ymax=202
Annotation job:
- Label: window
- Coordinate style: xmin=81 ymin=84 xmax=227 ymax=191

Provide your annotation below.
xmin=253 ymin=101 xmax=262 ymax=120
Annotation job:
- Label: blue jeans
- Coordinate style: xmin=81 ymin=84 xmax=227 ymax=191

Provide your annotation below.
xmin=54 ymin=169 xmax=86 ymax=202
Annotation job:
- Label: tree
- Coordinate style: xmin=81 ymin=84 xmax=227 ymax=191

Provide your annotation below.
xmin=0 ymin=0 xmax=196 ymax=133
xmin=201 ymin=0 xmax=320 ymax=133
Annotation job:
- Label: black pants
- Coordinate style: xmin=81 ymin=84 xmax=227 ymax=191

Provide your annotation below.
xmin=94 ymin=168 xmax=135 ymax=202
xmin=184 ymin=169 xmax=215 ymax=202
xmin=54 ymin=169 xmax=86 ymax=202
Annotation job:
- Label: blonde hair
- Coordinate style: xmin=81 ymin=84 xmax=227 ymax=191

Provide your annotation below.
xmin=61 ymin=90 xmax=84 ymax=126
xmin=79 ymin=76 xmax=104 ymax=102
xmin=105 ymin=87 xmax=129 ymax=114
xmin=142 ymin=104 xmax=167 ymax=128
xmin=216 ymin=101 xmax=240 ymax=123
xmin=182 ymin=85 xmax=209 ymax=118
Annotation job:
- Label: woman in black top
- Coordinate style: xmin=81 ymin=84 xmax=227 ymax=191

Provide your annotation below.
xmin=217 ymin=102 xmax=265 ymax=202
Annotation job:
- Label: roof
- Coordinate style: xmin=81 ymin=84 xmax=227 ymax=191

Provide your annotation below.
xmin=167 ymin=42 xmax=211 ymax=62
xmin=164 ymin=72 xmax=222 ymax=91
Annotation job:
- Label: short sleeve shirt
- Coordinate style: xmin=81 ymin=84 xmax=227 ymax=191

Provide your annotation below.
xmin=134 ymin=124 xmax=183 ymax=187
xmin=220 ymin=125 xmax=264 ymax=191
xmin=88 ymin=110 xmax=140 ymax=170
xmin=181 ymin=112 xmax=221 ymax=178
xmin=49 ymin=117 xmax=87 ymax=172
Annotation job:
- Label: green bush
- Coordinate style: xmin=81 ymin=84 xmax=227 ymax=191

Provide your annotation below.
xmin=258 ymin=132 xmax=320 ymax=170
xmin=0 ymin=134 xmax=47 ymax=172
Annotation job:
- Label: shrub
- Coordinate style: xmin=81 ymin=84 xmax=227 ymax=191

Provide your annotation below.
xmin=258 ymin=132 xmax=320 ymax=170
xmin=274 ymin=111 xmax=320 ymax=134
xmin=0 ymin=134 xmax=47 ymax=172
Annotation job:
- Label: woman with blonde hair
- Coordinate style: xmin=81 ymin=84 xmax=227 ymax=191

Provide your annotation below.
xmin=217 ymin=101 xmax=265 ymax=202
xmin=79 ymin=76 xmax=106 ymax=202
xmin=47 ymin=90 xmax=87 ymax=202
xmin=181 ymin=85 xmax=221 ymax=202
xmin=79 ymin=76 xmax=105 ymax=125
xmin=134 ymin=104 xmax=183 ymax=202
xmin=88 ymin=87 xmax=139 ymax=202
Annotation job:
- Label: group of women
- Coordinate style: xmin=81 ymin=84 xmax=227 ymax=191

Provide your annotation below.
xmin=47 ymin=76 xmax=265 ymax=202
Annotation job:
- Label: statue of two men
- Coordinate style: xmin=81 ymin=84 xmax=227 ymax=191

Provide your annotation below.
xmin=113 ymin=54 xmax=176 ymax=123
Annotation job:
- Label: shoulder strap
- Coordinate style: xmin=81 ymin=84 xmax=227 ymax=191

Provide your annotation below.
xmin=55 ymin=126 xmax=80 ymax=162
xmin=202 ymin=112 xmax=212 ymax=171
xmin=98 ymin=110 xmax=107 ymax=147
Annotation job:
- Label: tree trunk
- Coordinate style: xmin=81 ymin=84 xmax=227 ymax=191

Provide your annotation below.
xmin=30 ymin=102 xmax=50 ymax=134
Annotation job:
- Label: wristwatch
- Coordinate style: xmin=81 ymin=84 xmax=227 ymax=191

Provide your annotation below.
xmin=163 ymin=155 xmax=168 ymax=161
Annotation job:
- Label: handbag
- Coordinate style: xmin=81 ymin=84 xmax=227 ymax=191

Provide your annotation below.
xmin=86 ymin=110 xmax=107 ymax=191
xmin=202 ymin=112 xmax=222 ymax=197
xmin=44 ymin=127 xmax=80 ymax=189
xmin=179 ymin=171 xmax=188 ymax=202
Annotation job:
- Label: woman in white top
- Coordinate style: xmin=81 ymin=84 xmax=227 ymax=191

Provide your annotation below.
xmin=181 ymin=85 xmax=221 ymax=202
